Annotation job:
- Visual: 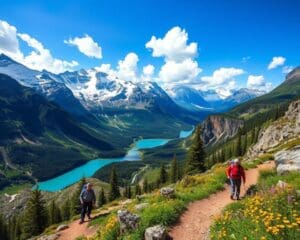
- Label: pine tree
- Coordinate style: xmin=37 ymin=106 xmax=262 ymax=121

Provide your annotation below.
xmin=170 ymin=156 xmax=179 ymax=183
xmin=109 ymin=167 xmax=120 ymax=201
xmin=61 ymin=198 xmax=71 ymax=221
xmin=159 ymin=164 xmax=168 ymax=184
xmin=127 ymin=186 xmax=132 ymax=199
xmin=135 ymin=184 xmax=142 ymax=196
xmin=0 ymin=214 xmax=8 ymax=240
xmin=48 ymin=200 xmax=61 ymax=225
xmin=235 ymin=128 xmax=242 ymax=157
xmin=70 ymin=177 xmax=86 ymax=216
xmin=185 ymin=126 xmax=206 ymax=174
xmin=250 ymin=127 xmax=256 ymax=144
xmin=143 ymin=178 xmax=149 ymax=193
xmin=243 ymin=133 xmax=248 ymax=154
xmin=98 ymin=188 xmax=106 ymax=207
xmin=21 ymin=189 xmax=48 ymax=239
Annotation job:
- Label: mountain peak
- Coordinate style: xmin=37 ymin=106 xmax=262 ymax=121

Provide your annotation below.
xmin=285 ymin=66 xmax=300 ymax=83
xmin=0 ymin=53 xmax=19 ymax=66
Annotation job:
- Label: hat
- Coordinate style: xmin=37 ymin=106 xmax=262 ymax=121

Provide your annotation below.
xmin=233 ymin=158 xmax=240 ymax=163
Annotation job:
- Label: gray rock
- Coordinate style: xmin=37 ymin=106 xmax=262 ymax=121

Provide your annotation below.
xmin=246 ymin=100 xmax=300 ymax=159
xmin=160 ymin=187 xmax=175 ymax=198
xmin=37 ymin=234 xmax=60 ymax=240
xmin=56 ymin=224 xmax=69 ymax=232
xmin=275 ymin=147 xmax=300 ymax=175
xmin=135 ymin=202 xmax=149 ymax=211
xmin=117 ymin=210 xmax=140 ymax=233
xmin=145 ymin=225 xmax=167 ymax=240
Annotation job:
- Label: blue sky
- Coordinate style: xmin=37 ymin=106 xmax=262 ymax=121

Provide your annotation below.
xmin=0 ymin=0 xmax=299 ymax=95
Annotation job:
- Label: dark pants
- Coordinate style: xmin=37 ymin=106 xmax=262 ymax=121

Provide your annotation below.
xmin=231 ymin=179 xmax=242 ymax=198
xmin=81 ymin=202 xmax=92 ymax=221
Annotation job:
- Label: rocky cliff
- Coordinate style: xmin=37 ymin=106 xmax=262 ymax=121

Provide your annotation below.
xmin=247 ymin=99 xmax=300 ymax=158
xmin=201 ymin=115 xmax=244 ymax=146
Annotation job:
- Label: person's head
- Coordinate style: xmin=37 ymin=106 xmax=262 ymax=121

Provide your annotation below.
xmin=233 ymin=158 xmax=240 ymax=165
xmin=87 ymin=183 xmax=93 ymax=190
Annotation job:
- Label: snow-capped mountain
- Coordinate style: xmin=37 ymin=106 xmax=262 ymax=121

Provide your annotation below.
xmin=0 ymin=54 xmax=204 ymax=126
xmin=0 ymin=54 xmax=87 ymax=116
xmin=59 ymin=69 xmax=174 ymax=111
xmin=168 ymin=85 xmax=266 ymax=113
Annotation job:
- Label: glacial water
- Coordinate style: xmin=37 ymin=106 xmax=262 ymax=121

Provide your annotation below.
xmin=37 ymin=128 xmax=193 ymax=192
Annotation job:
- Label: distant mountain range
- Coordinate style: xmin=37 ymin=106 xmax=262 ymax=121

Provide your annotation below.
xmin=167 ymin=85 xmax=265 ymax=112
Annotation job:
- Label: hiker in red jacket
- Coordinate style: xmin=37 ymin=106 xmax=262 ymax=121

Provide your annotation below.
xmin=226 ymin=159 xmax=245 ymax=200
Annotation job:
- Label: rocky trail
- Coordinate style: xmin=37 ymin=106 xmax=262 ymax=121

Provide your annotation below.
xmin=54 ymin=161 xmax=274 ymax=240
xmin=169 ymin=161 xmax=275 ymax=240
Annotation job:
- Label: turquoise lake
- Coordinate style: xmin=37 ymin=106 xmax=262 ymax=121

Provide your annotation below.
xmin=37 ymin=128 xmax=194 ymax=192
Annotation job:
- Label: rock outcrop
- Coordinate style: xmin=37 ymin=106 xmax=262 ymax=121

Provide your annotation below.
xmin=160 ymin=187 xmax=175 ymax=198
xmin=275 ymin=147 xmax=300 ymax=175
xmin=145 ymin=225 xmax=167 ymax=240
xmin=201 ymin=115 xmax=243 ymax=146
xmin=117 ymin=210 xmax=140 ymax=233
xmin=247 ymin=100 xmax=300 ymax=158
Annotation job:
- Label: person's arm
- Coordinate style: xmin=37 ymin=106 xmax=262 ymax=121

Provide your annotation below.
xmin=79 ymin=190 xmax=84 ymax=204
xmin=226 ymin=166 xmax=231 ymax=178
xmin=241 ymin=167 xmax=246 ymax=183
xmin=92 ymin=190 xmax=96 ymax=205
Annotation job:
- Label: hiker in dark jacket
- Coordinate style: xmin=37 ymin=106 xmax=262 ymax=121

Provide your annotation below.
xmin=226 ymin=159 xmax=246 ymax=200
xmin=79 ymin=183 xmax=96 ymax=224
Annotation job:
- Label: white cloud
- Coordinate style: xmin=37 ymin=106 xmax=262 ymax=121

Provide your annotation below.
xmin=146 ymin=26 xmax=201 ymax=86
xmin=18 ymin=33 xmax=78 ymax=73
xmin=146 ymin=26 xmax=197 ymax=62
xmin=0 ymin=20 xmax=23 ymax=60
xmin=64 ymin=35 xmax=102 ymax=59
xmin=116 ymin=52 xmax=139 ymax=82
xmin=247 ymin=75 xmax=265 ymax=88
xmin=0 ymin=20 xmax=78 ymax=73
xmin=201 ymin=67 xmax=245 ymax=90
xmin=143 ymin=64 xmax=154 ymax=76
xmin=247 ymin=74 xmax=273 ymax=92
xmin=282 ymin=65 xmax=294 ymax=74
xmin=159 ymin=59 xmax=201 ymax=85
xmin=141 ymin=64 xmax=155 ymax=81
xmin=268 ymin=56 xmax=286 ymax=70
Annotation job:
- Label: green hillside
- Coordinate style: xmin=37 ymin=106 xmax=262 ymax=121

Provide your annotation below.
xmin=0 ymin=73 xmax=114 ymax=189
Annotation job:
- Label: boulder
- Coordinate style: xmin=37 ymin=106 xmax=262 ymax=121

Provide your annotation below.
xmin=37 ymin=234 xmax=60 ymax=240
xmin=56 ymin=224 xmax=69 ymax=232
xmin=135 ymin=202 xmax=149 ymax=211
xmin=145 ymin=225 xmax=167 ymax=240
xmin=160 ymin=187 xmax=175 ymax=198
xmin=275 ymin=147 xmax=300 ymax=175
xmin=117 ymin=210 xmax=140 ymax=233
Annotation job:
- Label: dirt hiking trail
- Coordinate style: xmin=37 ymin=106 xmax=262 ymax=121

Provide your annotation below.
xmin=57 ymin=161 xmax=274 ymax=240
xmin=169 ymin=161 xmax=275 ymax=240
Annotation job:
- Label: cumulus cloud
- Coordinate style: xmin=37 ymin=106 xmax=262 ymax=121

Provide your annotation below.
xmin=159 ymin=59 xmax=201 ymax=85
xmin=268 ymin=56 xmax=286 ymax=70
xmin=146 ymin=26 xmax=201 ymax=86
xmin=0 ymin=20 xmax=78 ymax=73
xmin=141 ymin=64 xmax=155 ymax=81
xmin=116 ymin=52 xmax=139 ymax=82
xmin=64 ymin=35 xmax=102 ymax=59
xmin=146 ymin=26 xmax=197 ymax=61
xmin=200 ymin=67 xmax=245 ymax=90
xmin=282 ymin=65 xmax=294 ymax=74
xmin=247 ymin=74 xmax=273 ymax=92
xmin=0 ymin=20 xmax=23 ymax=60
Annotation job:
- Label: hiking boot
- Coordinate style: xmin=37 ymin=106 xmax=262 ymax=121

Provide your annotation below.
xmin=87 ymin=215 xmax=92 ymax=220
xmin=230 ymin=195 xmax=234 ymax=200
xmin=236 ymin=196 xmax=241 ymax=200
xmin=79 ymin=220 xmax=84 ymax=224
